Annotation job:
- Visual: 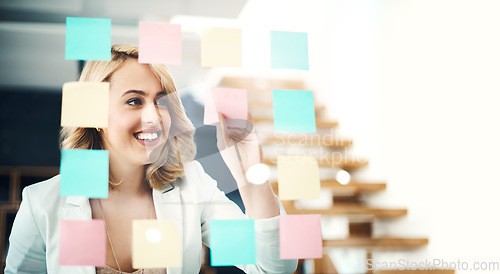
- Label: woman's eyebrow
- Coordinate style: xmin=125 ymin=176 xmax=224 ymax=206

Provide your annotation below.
xmin=156 ymin=90 xmax=167 ymax=96
xmin=121 ymin=90 xmax=146 ymax=97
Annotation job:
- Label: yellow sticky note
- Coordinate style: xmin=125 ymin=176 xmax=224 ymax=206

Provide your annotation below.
xmin=277 ymin=155 xmax=320 ymax=200
xmin=132 ymin=220 xmax=181 ymax=268
xmin=201 ymin=27 xmax=242 ymax=67
xmin=61 ymin=82 xmax=109 ymax=128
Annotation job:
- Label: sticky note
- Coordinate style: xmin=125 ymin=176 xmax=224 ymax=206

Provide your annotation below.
xmin=277 ymin=155 xmax=320 ymax=200
xmin=201 ymin=27 xmax=242 ymax=67
xmin=60 ymin=149 xmax=109 ymax=198
xmin=273 ymin=90 xmax=316 ymax=133
xmin=270 ymin=31 xmax=309 ymax=70
xmin=59 ymin=220 xmax=106 ymax=266
xmin=210 ymin=219 xmax=256 ymax=266
xmin=65 ymin=17 xmax=111 ymax=60
xmin=61 ymin=82 xmax=109 ymax=128
xmin=280 ymin=214 xmax=323 ymax=259
xmin=132 ymin=220 xmax=181 ymax=268
xmin=139 ymin=22 xmax=182 ymax=65
xmin=204 ymin=87 xmax=248 ymax=128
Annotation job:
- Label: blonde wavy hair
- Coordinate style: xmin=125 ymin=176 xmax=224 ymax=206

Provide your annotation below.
xmin=60 ymin=44 xmax=196 ymax=190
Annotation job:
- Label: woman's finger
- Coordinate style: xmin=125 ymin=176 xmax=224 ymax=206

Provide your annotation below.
xmin=218 ymin=113 xmax=229 ymax=148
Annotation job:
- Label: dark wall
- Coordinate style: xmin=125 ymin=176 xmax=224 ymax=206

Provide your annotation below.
xmin=0 ymin=88 xmax=62 ymax=166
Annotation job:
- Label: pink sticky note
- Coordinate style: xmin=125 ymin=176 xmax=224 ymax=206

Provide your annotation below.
xmin=59 ymin=220 xmax=106 ymax=266
xmin=139 ymin=22 xmax=182 ymax=65
xmin=203 ymin=87 xmax=248 ymax=128
xmin=280 ymin=214 xmax=322 ymax=259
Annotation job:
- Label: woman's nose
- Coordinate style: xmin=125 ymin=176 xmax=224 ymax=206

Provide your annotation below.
xmin=141 ymin=103 xmax=161 ymax=125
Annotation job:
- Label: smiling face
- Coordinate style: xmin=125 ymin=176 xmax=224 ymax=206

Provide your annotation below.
xmin=102 ymin=58 xmax=172 ymax=167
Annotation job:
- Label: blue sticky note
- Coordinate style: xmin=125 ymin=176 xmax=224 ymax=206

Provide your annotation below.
xmin=273 ymin=90 xmax=316 ymax=133
xmin=60 ymin=149 xmax=109 ymax=198
xmin=66 ymin=17 xmax=111 ymax=60
xmin=210 ymin=219 xmax=256 ymax=266
xmin=270 ymin=31 xmax=309 ymax=70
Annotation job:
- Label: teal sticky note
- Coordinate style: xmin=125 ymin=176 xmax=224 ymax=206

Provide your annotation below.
xmin=270 ymin=31 xmax=309 ymax=70
xmin=210 ymin=219 xmax=256 ymax=266
xmin=60 ymin=149 xmax=109 ymax=198
xmin=273 ymin=90 xmax=316 ymax=133
xmin=66 ymin=17 xmax=111 ymax=60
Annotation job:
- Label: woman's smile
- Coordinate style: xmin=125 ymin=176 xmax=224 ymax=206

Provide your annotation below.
xmin=133 ymin=128 xmax=163 ymax=147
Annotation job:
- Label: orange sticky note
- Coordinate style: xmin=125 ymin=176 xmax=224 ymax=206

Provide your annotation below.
xmin=132 ymin=220 xmax=181 ymax=268
xmin=203 ymin=87 xmax=248 ymax=128
xmin=280 ymin=214 xmax=322 ymax=259
xmin=60 ymin=82 xmax=109 ymax=128
xmin=59 ymin=220 xmax=106 ymax=266
xmin=277 ymin=155 xmax=320 ymax=200
xmin=201 ymin=27 xmax=242 ymax=67
xmin=139 ymin=22 xmax=182 ymax=65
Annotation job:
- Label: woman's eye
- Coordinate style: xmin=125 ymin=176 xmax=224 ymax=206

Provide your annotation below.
xmin=126 ymin=98 xmax=142 ymax=106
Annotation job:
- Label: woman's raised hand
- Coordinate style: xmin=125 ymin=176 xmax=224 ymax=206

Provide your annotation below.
xmin=216 ymin=113 xmax=280 ymax=218
xmin=216 ymin=113 xmax=262 ymax=184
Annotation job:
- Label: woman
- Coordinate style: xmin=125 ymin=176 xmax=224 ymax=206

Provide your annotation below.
xmin=5 ymin=44 xmax=297 ymax=274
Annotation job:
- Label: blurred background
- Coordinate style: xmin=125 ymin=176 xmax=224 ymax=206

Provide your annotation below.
xmin=1 ymin=0 xmax=500 ymax=273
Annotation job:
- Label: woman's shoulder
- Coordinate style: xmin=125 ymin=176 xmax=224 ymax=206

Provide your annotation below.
xmin=182 ymin=160 xmax=203 ymax=175
xmin=22 ymin=174 xmax=62 ymax=203
xmin=24 ymin=174 xmax=61 ymax=193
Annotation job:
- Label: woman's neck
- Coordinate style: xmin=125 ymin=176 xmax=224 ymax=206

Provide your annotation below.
xmin=108 ymin=158 xmax=150 ymax=199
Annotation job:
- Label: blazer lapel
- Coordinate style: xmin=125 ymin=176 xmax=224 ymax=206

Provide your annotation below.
xmin=153 ymin=182 xmax=184 ymax=274
xmin=62 ymin=196 xmax=92 ymax=220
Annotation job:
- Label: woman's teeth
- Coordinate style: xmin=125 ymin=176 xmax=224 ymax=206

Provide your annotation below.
xmin=135 ymin=132 xmax=158 ymax=141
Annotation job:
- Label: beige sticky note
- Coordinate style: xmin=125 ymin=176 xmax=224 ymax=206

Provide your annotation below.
xmin=201 ymin=27 xmax=242 ymax=67
xmin=277 ymin=155 xmax=320 ymax=200
xmin=60 ymin=82 xmax=109 ymax=127
xmin=132 ymin=220 xmax=181 ymax=268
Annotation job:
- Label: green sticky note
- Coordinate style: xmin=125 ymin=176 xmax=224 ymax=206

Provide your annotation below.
xmin=210 ymin=219 xmax=256 ymax=266
xmin=60 ymin=149 xmax=109 ymax=198
xmin=273 ymin=90 xmax=316 ymax=133
xmin=65 ymin=17 xmax=111 ymax=60
xmin=270 ymin=31 xmax=309 ymax=70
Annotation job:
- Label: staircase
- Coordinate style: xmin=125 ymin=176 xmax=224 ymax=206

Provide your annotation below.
xmin=218 ymin=75 xmax=447 ymax=274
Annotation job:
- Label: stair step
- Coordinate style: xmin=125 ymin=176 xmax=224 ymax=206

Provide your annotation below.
xmin=321 ymin=180 xmax=386 ymax=193
xmin=263 ymin=156 xmax=368 ymax=170
xmin=284 ymin=204 xmax=407 ymax=219
xmin=323 ymin=237 xmax=428 ymax=249
xmin=270 ymin=180 xmax=386 ymax=195
xmin=253 ymin=116 xmax=339 ymax=129
xmin=221 ymin=76 xmax=306 ymax=92
xmin=263 ymin=135 xmax=352 ymax=149
xmin=333 ymin=195 xmax=362 ymax=204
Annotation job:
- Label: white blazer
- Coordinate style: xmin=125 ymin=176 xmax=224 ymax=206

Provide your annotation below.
xmin=5 ymin=161 xmax=297 ymax=274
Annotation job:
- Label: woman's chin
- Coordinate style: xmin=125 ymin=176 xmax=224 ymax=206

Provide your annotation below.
xmin=145 ymin=145 xmax=164 ymax=164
